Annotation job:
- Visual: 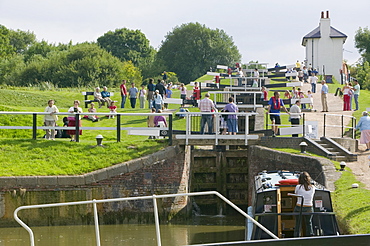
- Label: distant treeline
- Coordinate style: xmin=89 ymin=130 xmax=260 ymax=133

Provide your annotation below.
xmin=0 ymin=23 xmax=241 ymax=88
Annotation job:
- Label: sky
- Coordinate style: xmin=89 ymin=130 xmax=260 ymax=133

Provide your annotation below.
xmin=1 ymin=0 xmax=369 ymax=68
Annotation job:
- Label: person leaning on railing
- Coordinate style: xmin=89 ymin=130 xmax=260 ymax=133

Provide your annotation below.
xmin=44 ymin=99 xmax=59 ymax=140
xmin=289 ymin=100 xmax=301 ymax=137
xmin=355 ymin=111 xmax=370 ymax=151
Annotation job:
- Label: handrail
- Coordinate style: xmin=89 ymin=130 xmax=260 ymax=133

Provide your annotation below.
xmin=174 ymin=112 xmax=259 ymax=145
xmin=0 ymin=112 xmax=173 ymax=144
xmin=14 ymin=191 xmax=279 ymax=246
xmin=323 ymin=113 xmax=356 ymax=138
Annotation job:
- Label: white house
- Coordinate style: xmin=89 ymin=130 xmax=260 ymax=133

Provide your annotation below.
xmin=302 ymin=11 xmax=347 ymax=81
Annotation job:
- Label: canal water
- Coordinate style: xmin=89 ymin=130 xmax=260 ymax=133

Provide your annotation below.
xmin=0 ymin=216 xmax=246 ymax=245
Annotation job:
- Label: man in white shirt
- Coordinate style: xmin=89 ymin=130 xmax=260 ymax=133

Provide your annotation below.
xmin=310 ymin=75 xmax=318 ymax=93
xmin=237 ymin=67 xmax=244 ymax=87
xmin=289 ymin=100 xmax=301 ymax=137
xmin=253 ymin=68 xmax=260 ymax=87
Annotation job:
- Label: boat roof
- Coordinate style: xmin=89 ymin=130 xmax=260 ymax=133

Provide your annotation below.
xmin=255 ymin=170 xmax=325 ymax=193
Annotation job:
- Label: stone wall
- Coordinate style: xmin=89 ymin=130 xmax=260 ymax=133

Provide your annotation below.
xmin=0 ymin=145 xmax=191 ymax=227
xmin=247 ymin=145 xmax=339 ymax=205
xmin=0 ymin=144 xmax=339 ymax=227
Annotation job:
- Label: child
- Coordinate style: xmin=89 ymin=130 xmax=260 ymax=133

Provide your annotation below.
xmin=88 ymin=103 xmax=98 ymax=122
xmin=220 ymin=109 xmax=228 ymax=135
xmin=164 ymin=85 xmax=172 ymax=109
xmin=297 ymin=88 xmax=306 ymax=109
xmin=61 ymin=117 xmax=71 ymax=138
xmin=109 ymin=101 xmax=117 ymax=119
xmin=284 ymin=90 xmax=292 ymax=99
xmin=307 ymin=90 xmax=313 ymax=109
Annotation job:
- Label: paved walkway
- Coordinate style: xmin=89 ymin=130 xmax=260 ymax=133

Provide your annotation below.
xmin=300 ymin=82 xmax=370 ymax=189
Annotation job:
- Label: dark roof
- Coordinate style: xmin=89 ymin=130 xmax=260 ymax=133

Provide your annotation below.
xmin=302 ymin=26 xmax=347 ymax=46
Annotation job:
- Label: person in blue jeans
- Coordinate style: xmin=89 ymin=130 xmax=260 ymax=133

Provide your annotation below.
xmin=128 ymin=83 xmax=138 ymax=108
xmin=120 ymin=80 xmax=128 ymax=108
xmin=223 ymin=97 xmax=239 ymax=135
xmin=198 ymin=93 xmax=217 ymax=134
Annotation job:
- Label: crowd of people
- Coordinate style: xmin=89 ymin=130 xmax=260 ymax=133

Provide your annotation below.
xmin=42 ymin=65 xmax=365 ymax=145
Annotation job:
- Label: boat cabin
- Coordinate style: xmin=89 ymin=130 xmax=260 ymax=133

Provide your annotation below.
xmin=251 ymin=170 xmax=340 ymax=239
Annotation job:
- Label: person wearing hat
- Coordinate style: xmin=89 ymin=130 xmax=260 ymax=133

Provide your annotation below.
xmin=353 ymin=79 xmax=360 ymax=111
xmin=153 ymin=90 xmax=164 ymax=112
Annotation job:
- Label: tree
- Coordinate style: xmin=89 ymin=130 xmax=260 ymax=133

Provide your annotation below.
xmin=13 ymin=42 xmax=128 ymax=88
xmin=356 ymin=61 xmax=370 ymax=90
xmin=355 ymin=27 xmax=370 ymax=63
xmin=8 ymin=29 xmax=36 ymax=54
xmin=157 ymin=22 xmax=241 ymax=83
xmin=0 ymin=25 xmax=14 ymax=58
xmin=97 ymin=28 xmax=156 ymax=71
xmin=122 ymin=61 xmax=143 ymax=85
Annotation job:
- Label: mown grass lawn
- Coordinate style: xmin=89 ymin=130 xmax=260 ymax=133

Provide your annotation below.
xmin=0 ymin=85 xmax=193 ymax=176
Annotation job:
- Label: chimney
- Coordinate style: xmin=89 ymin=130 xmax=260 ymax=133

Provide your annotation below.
xmin=320 ymin=10 xmax=331 ymax=37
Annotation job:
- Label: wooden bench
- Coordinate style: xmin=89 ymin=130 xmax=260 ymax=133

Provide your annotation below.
xmin=82 ymin=92 xmax=115 ymax=108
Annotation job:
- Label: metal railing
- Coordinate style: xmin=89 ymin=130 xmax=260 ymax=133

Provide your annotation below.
xmin=323 ymin=113 xmax=356 ymax=139
xmin=14 ymin=191 xmax=279 ymax=246
xmin=208 ymin=91 xmax=263 ymax=111
xmin=174 ymin=112 xmax=259 ymax=145
xmin=0 ymin=112 xmax=173 ymax=144
xmin=265 ymin=112 xmax=307 ymax=137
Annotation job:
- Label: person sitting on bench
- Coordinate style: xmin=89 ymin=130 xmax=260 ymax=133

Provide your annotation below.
xmin=101 ymin=86 xmax=112 ymax=108
xmin=94 ymin=87 xmax=104 ymax=108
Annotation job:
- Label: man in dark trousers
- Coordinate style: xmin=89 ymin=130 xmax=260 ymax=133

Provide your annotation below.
xmin=155 ymin=79 xmax=166 ymax=99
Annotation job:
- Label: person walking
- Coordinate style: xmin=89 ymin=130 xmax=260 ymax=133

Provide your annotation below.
xmin=223 ymin=97 xmax=239 ymax=135
xmin=139 ymin=85 xmax=146 ymax=109
xmin=128 ymin=83 xmax=138 ymax=108
xmin=321 ymin=80 xmax=329 ymax=112
xmin=310 ymin=73 xmax=318 ymax=93
xmin=353 ymin=79 xmax=360 ymax=111
xmin=355 ymin=111 xmax=370 ymax=151
xmin=267 ymin=91 xmax=289 ymax=137
xmin=147 ymin=78 xmax=155 ymax=109
xmin=198 ymin=93 xmax=217 ymax=134
xmin=289 ymin=100 xmax=301 ymax=137
xmin=120 ymin=80 xmax=128 ymax=108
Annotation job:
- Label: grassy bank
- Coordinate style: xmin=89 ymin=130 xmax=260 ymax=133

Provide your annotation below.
xmin=0 ymin=86 xmax=191 ymax=176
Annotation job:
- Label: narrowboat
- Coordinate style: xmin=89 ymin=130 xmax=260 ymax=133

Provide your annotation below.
xmin=251 ymin=170 xmax=340 ymax=239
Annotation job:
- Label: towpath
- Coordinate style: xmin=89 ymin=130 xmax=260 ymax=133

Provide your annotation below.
xmin=300 ymin=82 xmax=370 ymax=189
